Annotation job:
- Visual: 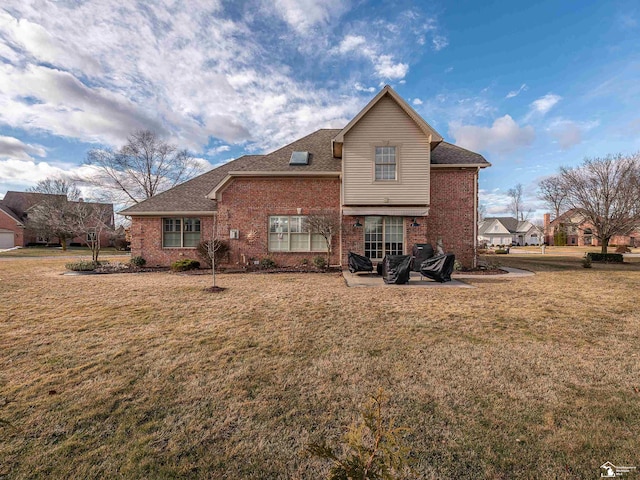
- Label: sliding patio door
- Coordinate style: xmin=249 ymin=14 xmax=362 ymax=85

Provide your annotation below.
xmin=364 ymin=216 xmax=404 ymax=260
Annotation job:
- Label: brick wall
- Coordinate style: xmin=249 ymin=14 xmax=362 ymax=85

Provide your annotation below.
xmin=217 ymin=177 xmax=341 ymax=267
xmin=131 ymin=170 xmax=478 ymax=268
xmin=130 ymin=216 xmax=215 ymax=266
xmin=425 ymin=169 xmax=477 ymax=267
xmin=0 ymin=211 xmax=24 ymax=247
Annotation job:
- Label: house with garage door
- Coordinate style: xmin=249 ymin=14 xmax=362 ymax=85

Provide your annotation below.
xmin=0 ymin=191 xmax=114 ymax=248
xmin=478 ymin=217 xmax=542 ymax=247
xmin=120 ymin=85 xmax=491 ymax=268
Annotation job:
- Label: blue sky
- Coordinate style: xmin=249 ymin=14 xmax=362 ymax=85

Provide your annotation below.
xmin=0 ymin=0 xmax=639 ymax=219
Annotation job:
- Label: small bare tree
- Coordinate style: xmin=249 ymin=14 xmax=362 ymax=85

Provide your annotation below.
xmin=559 ymin=153 xmax=640 ymax=254
xmin=304 ymin=212 xmax=341 ymax=266
xmin=538 ymin=176 xmax=567 ymax=220
xmin=507 ymin=183 xmax=525 ymax=221
xmin=84 ymin=130 xmax=203 ymax=205
xmin=197 ymin=216 xmax=230 ymax=290
xmin=26 ymin=178 xmax=81 ymax=250
xmin=72 ymin=202 xmax=114 ymax=263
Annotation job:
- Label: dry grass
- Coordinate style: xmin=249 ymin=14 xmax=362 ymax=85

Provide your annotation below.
xmin=1 ymin=256 xmax=640 ymax=479
xmin=0 ymin=246 xmax=130 ymax=258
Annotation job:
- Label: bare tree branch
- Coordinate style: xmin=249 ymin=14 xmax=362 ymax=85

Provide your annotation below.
xmin=82 ymin=130 xmax=203 ymax=205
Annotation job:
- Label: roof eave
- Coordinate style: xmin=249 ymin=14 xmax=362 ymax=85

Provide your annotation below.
xmin=118 ymin=210 xmax=216 ymax=217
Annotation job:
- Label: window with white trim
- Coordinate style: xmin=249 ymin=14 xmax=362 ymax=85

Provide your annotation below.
xmin=163 ymin=217 xmax=201 ymax=247
xmin=374 ymin=146 xmax=397 ymax=181
xmin=269 ymin=216 xmax=326 ymax=252
xmin=364 ymin=216 xmax=404 ymax=260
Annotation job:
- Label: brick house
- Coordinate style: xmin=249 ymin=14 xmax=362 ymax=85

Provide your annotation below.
xmin=121 ymin=86 xmax=491 ymax=268
xmin=0 ymin=191 xmax=114 ymax=248
xmin=543 ymin=210 xmax=640 ymax=247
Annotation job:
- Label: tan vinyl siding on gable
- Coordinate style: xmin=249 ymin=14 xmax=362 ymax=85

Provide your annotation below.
xmin=342 ymin=95 xmax=430 ymax=206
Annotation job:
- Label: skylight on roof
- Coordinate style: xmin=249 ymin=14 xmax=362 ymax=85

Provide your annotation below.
xmin=289 ymin=151 xmax=309 ymax=165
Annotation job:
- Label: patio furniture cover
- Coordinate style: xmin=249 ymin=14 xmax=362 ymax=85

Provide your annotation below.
xmin=419 ymin=253 xmax=455 ymax=282
xmin=411 ymin=243 xmax=434 ymax=272
xmin=348 ymin=251 xmax=374 ymax=273
xmin=381 ymin=254 xmax=412 ymax=284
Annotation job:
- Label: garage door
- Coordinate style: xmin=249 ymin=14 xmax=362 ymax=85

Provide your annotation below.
xmin=0 ymin=230 xmax=15 ymax=249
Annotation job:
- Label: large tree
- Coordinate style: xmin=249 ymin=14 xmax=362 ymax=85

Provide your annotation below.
xmin=559 ymin=153 xmax=640 ymax=254
xmin=85 ymin=130 xmax=202 ymax=204
xmin=26 ymin=178 xmax=81 ymax=250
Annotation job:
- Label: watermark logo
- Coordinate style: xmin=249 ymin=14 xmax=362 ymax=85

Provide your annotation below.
xmin=601 ymin=461 xmax=637 ymax=477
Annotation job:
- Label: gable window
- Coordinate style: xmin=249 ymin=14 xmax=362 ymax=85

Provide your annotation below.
xmin=269 ymin=216 xmax=326 ymax=252
xmin=163 ymin=217 xmax=201 ymax=248
xmin=374 ymin=146 xmax=396 ymax=181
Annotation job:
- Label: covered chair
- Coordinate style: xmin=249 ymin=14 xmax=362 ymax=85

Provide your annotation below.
xmin=420 ymin=253 xmax=455 ymax=283
xmin=380 ymin=254 xmax=412 ymax=284
xmin=348 ymin=251 xmax=373 ymax=273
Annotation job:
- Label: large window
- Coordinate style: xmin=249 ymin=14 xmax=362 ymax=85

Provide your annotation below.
xmin=269 ymin=216 xmax=326 ymax=252
xmin=163 ymin=217 xmax=201 ymax=247
xmin=364 ymin=216 xmax=404 ymax=260
xmin=375 ymin=146 xmax=397 ymax=181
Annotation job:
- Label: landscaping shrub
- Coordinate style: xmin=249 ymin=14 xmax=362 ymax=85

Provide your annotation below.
xmin=260 ymin=257 xmax=276 ymax=269
xmin=586 ymin=253 xmax=624 ymax=263
xmin=114 ymin=237 xmax=130 ymax=251
xmin=196 ymin=239 xmax=230 ymax=267
xmin=615 ymin=245 xmax=631 ymax=253
xmin=453 ymin=260 xmax=463 ymax=271
xmin=65 ymin=260 xmax=100 ymax=271
xmin=495 ymin=248 xmax=509 ymax=254
xmin=582 ymin=255 xmax=592 ymax=269
xmin=170 ymin=259 xmax=200 ymax=271
xmin=313 ymin=255 xmax=327 ymax=269
xmin=130 ymin=256 xmax=146 ymax=267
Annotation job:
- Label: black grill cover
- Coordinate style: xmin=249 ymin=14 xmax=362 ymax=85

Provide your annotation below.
xmin=348 ymin=251 xmax=373 ymax=273
xmin=381 ymin=254 xmax=412 ymax=284
xmin=420 ymin=253 xmax=455 ymax=282
xmin=411 ymin=243 xmax=434 ymax=272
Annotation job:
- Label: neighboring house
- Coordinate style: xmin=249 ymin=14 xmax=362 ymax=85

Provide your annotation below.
xmin=478 ymin=217 xmax=541 ymax=246
xmin=0 ymin=191 xmax=114 ymax=248
xmin=121 ymin=85 xmax=491 ymax=268
xmin=543 ymin=210 xmax=640 ymax=247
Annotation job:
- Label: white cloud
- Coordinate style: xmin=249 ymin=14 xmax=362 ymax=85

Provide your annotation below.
xmin=374 ymin=55 xmax=409 ymax=80
xmin=450 ymin=115 xmax=535 ymax=154
xmin=432 ymin=35 xmax=448 ymax=51
xmin=337 ymin=35 xmax=366 ymax=54
xmin=529 ymin=94 xmax=561 ymax=115
xmin=506 ymin=83 xmax=528 ymax=99
xmin=546 ymin=118 xmax=599 ymax=150
xmin=272 ymin=0 xmax=350 ymax=34
xmin=412 ymin=98 xmax=423 ymax=105
xmin=0 ymin=136 xmax=46 ymax=160
xmin=207 ymin=145 xmax=231 ymax=155
xmin=354 ymin=82 xmax=375 ymax=93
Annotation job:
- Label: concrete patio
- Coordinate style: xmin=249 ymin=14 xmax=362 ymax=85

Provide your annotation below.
xmin=342 ymin=267 xmax=534 ymax=288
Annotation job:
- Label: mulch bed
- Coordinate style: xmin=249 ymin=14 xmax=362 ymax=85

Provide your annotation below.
xmin=453 ymin=268 xmax=508 ymax=275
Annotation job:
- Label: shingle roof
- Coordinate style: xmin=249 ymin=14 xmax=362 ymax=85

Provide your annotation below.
xmin=431 ymin=141 xmax=490 ymax=166
xmin=120 ymin=129 xmax=489 ymax=216
xmin=0 ymin=203 xmax=23 ymax=224
xmin=1 ymin=191 xmax=66 ymax=219
xmin=120 ymin=154 xmax=263 ymax=215
xmin=479 ymin=217 xmax=519 ymax=234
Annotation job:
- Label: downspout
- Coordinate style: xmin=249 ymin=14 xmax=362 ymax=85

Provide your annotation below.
xmin=473 ymin=167 xmax=479 ymax=268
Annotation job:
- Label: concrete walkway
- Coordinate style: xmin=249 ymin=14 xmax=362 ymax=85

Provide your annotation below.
xmin=343 ymin=267 xmax=533 ymax=288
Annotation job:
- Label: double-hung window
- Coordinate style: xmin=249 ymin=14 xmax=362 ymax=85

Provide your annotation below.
xmin=375 ymin=146 xmax=397 ymax=181
xmin=269 ymin=216 xmax=326 ymax=252
xmin=163 ymin=217 xmax=201 ymax=247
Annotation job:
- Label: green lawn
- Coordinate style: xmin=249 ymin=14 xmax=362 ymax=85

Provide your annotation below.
xmin=1 ymin=255 xmax=639 ymax=478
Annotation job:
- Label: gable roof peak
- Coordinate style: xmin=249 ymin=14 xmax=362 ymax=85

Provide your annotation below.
xmin=332 ymin=85 xmax=443 ymax=149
